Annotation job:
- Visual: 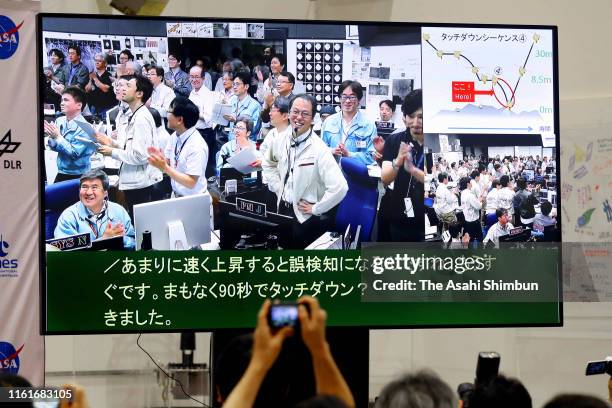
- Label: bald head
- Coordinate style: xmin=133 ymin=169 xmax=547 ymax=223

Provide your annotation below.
xmin=189 ymin=65 xmax=203 ymax=91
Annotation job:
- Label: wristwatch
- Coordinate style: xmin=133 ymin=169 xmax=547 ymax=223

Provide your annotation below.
xmin=392 ymin=158 xmax=400 ymax=170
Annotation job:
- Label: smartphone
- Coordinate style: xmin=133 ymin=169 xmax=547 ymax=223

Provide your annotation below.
xmin=475 ymin=351 xmax=500 ymax=387
xmin=268 ymin=303 xmax=299 ymax=329
xmin=585 ymin=359 xmax=611 ymax=376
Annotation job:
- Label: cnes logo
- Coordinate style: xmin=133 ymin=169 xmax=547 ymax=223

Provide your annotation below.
xmin=0 ymin=234 xmax=18 ymax=269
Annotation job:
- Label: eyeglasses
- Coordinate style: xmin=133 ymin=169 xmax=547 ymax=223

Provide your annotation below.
xmin=234 ymin=125 xmax=247 ymax=131
xmin=232 ymin=82 xmax=244 ymax=87
xmin=168 ymin=57 xmax=177 ymax=61
xmin=80 ymin=184 xmax=102 ymax=192
xmin=290 ymin=109 xmax=312 ymax=119
xmin=189 ymin=75 xmax=202 ymax=79
xmin=340 ymin=95 xmax=358 ymax=102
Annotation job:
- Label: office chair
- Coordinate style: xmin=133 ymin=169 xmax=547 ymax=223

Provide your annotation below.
xmin=44 ymin=178 xmax=81 ymax=240
xmin=335 ymin=157 xmax=379 ymax=242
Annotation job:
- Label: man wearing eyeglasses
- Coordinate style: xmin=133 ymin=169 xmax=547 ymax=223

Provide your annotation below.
xmin=260 ymin=71 xmax=295 ymax=125
xmin=164 ymin=52 xmax=192 ymax=97
xmin=262 ymin=94 xmax=348 ymax=248
xmin=223 ymin=71 xmax=262 ymax=141
xmin=321 ymin=80 xmax=377 ymax=166
xmin=54 ymin=169 xmax=135 ymax=249
xmin=188 ymin=65 xmax=218 ymax=178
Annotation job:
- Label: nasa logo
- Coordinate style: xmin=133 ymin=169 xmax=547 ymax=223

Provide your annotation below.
xmin=0 ymin=341 xmax=24 ymax=374
xmin=0 ymin=234 xmax=18 ymax=271
xmin=0 ymin=15 xmax=23 ymax=60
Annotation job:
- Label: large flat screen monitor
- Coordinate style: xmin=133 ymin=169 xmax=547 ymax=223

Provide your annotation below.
xmin=39 ymin=14 xmax=561 ymax=334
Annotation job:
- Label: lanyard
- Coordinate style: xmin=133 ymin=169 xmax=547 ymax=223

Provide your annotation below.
xmin=339 ymin=116 xmax=355 ymax=145
xmin=174 ymin=129 xmax=194 ymax=164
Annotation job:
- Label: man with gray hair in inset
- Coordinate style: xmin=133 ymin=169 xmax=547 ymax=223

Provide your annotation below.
xmin=376 ymin=370 xmax=457 ymax=408
xmin=86 ymin=52 xmax=116 ymax=119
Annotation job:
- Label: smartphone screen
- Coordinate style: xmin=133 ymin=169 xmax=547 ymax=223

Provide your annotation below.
xmin=268 ymin=304 xmax=299 ymax=328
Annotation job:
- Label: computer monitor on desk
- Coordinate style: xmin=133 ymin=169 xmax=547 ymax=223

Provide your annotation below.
xmin=218 ymin=190 xmax=293 ymax=249
xmin=133 ymin=194 xmax=211 ymax=250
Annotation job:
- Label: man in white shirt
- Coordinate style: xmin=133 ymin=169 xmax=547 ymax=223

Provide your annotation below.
xmin=147 ymin=96 xmax=208 ymax=198
xmin=188 ymin=65 xmax=218 ymax=178
xmin=262 ymin=94 xmax=348 ymax=248
xmin=497 ymin=175 xmax=516 ymax=217
xmin=460 ymin=176 xmax=484 ymax=242
xmin=98 ymin=74 xmax=162 ymax=218
xmin=483 ymin=208 xmax=514 ymax=245
xmin=147 ymin=66 xmax=175 ymax=118
xmin=433 ymin=172 xmax=458 ymax=227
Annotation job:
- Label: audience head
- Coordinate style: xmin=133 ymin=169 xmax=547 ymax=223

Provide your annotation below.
xmin=148 ymin=107 xmax=163 ymax=128
xmin=469 ymin=374 xmax=532 ymax=408
xmin=496 ymin=208 xmax=509 ymax=226
xmin=94 ymin=52 xmax=108 ymax=70
xmin=168 ymin=96 xmax=199 ymax=130
xmin=168 ymin=52 xmax=181 ymax=69
xmin=61 ymin=86 xmax=86 ymax=115
xmin=458 ymin=176 xmax=471 ymax=191
xmin=0 ymin=373 xmax=34 ymax=407
xmin=289 ymin=93 xmax=316 ymax=134
xmin=338 ymin=80 xmax=363 ymax=116
xmin=276 ymin=71 xmax=295 ymax=96
xmin=124 ymin=60 xmax=142 ymax=75
xmin=377 ymin=369 xmax=457 ymax=408
xmin=470 ymin=170 xmax=480 ymax=180
xmin=79 ymin=169 xmax=110 ymax=213
xmin=269 ymin=96 xmax=290 ymax=127
xmin=401 ymin=89 xmax=423 ymax=140
xmin=270 ymin=54 xmax=286 ymax=74
xmin=541 ymin=200 xmax=553 ymax=216
xmin=438 ymin=172 xmax=448 ymax=183
xmin=491 ymin=179 xmax=500 ymax=189
xmin=122 ymin=74 xmax=153 ymax=104
xmin=49 ymin=48 xmax=65 ymax=65
xmin=222 ymin=71 xmax=235 ymax=90
xmin=500 ymin=175 xmax=510 ymax=187
xmin=379 ymin=99 xmax=395 ymax=121
xmin=516 ymin=177 xmax=527 ymax=190
xmin=233 ymin=71 xmax=251 ymax=96
xmin=319 ymin=105 xmax=336 ymax=122
xmin=119 ymin=49 xmax=134 ymax=64
xmin=147 ymin=66 xmax=164 ymax=86
xmin=543 ymin=394 xmax=609 ymax=408
xmin=189 ymin=65 xmax=204 ymax=90
xmin=235 ymin=115 xmax=254 ymax=139
xmin=67 ymin=44 xmax=81 ymax=64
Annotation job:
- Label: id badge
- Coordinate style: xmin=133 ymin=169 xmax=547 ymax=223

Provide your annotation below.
xmin=356 ymin=140 xmax=367 ymax=149
xmin=404 ymin=197 xmax=415 ymax=218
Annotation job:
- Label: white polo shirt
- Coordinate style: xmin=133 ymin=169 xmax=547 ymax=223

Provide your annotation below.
xmin=189 ymin=86 xmax=216 ymax=130
xmin=150 ymin=83 xmax=176 ymax=118
xmin=164 ymin=127 xmax=209 ymax=197
xmin=434 ymin=183 xmax=457 ymax=215
xmin=461 ymin=189 xmax=482 ymax=222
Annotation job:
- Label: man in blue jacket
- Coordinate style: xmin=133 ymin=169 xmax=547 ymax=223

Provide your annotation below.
xmin=320 ymin=80 xmax=377 ymax=166
xmin=54 ymin=169 xmax=135 ymax=249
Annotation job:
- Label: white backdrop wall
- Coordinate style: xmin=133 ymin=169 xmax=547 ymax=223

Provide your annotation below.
xmin=39 ymin=0 xmax=612 ymax=406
